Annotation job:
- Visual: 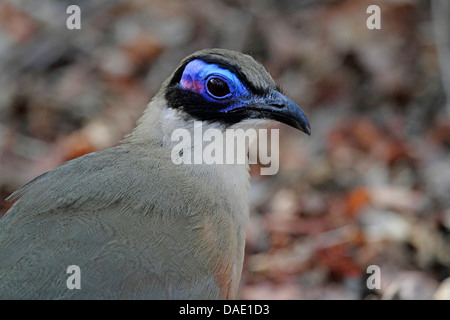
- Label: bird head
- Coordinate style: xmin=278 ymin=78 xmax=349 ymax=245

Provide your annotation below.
xmin=161 ymin=48 xmax=311 ymax=135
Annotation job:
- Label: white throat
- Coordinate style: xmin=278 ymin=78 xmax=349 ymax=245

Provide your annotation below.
xmin=126 ymin=96 xmax=253 ymax=188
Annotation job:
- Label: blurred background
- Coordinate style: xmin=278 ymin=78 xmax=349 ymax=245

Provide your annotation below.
xmin=0 ymin=0 xmax=449 ymax=299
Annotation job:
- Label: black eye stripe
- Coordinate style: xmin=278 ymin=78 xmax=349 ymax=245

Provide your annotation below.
xmin=165 ymin=85 xmax=246 ymax=124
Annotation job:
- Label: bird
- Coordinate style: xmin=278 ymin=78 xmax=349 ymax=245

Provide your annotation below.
xmin=0 ymin=48 xmax=310 ymax=299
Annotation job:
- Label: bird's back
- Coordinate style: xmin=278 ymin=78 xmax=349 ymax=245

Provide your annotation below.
xmin=0 ymin=142 xmax=245 ymax=299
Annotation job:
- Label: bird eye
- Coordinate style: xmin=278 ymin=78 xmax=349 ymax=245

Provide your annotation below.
xmin=206 ymin=77 xmax=231 ymax=99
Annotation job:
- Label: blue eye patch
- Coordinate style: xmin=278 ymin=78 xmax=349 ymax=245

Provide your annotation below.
xmin=180 ymin=59 xmax=249 ymax=106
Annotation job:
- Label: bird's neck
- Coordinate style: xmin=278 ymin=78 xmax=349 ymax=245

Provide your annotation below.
xmin=127 ymin=96 xmax=254 ymax=180
xmin=126 ymin=97 xmax=252 ymax=298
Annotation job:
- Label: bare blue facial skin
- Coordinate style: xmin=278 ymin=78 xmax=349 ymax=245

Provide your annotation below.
xmin=167 ymin=56 xmax=310 ymax=133
xmin=180 ymin=59 xmax=249 ymax=111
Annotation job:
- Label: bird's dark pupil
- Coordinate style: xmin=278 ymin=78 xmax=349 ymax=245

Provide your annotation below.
xmin=207 ymin=78 xmax=230 ymax=98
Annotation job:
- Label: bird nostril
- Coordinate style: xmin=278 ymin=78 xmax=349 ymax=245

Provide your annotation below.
xmin=270 ymin=102 xmax=285 ymax=109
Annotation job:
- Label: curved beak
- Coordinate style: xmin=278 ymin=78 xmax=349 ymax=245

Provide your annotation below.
xmin=239 ymin=90 xmax=311 ymax=135
xmin=262 ymin=90 xmax=311 ymax=135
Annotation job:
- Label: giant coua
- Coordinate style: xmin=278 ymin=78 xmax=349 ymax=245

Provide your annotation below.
xmin=0 ymin=49 xmax=310 ymax=299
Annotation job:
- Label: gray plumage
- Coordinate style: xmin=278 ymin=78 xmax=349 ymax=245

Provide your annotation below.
xmin=0 ymin=49 xmax=309 ymax=299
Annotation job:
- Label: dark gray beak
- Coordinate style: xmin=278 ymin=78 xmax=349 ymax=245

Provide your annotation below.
xmin=245 ymin=90 xmax=311 ymax=135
